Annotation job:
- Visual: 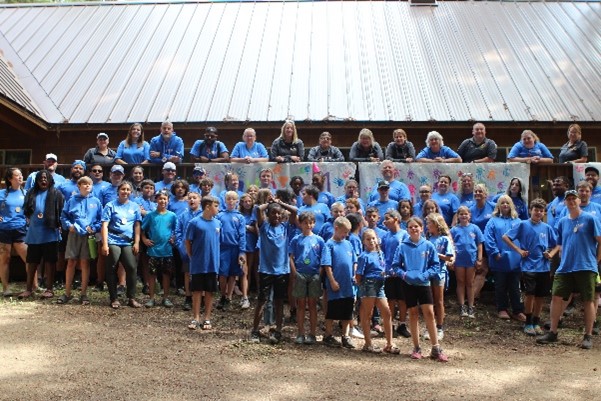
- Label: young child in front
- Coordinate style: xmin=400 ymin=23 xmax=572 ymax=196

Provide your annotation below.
xmin=59 ymin=176 xmax=102 ymax=305
xmin=450 ymin=206 xmax=484 ymax=318
xmin=425 ymin=213 xmax=455 ymax=340
xmin=321 ymin=216 xmax=357 ymax=349
xmin=356 ymin=229 xmax=398 ymax=354
xmin=364 ymin=206 xmax=387 ymax=240
xmin=250 ymin=199 xmax=298 ymax=344
xmin=239 ymin=193 xmax=257 ymax=306
xmin=216 ymin=191 xmax=247 ymax=310
xmin=289 ymin=212 xmax=324 ymax=345
xmin=141 ymin=191 xmax=178 ymax=308
xmin=134 ymin=179 xmax=157 ymax=295
xmin=392 ymin=217 xmax=448 ymax=362
xmin=185 ymin=196 xmax=221 ymax=330
xmin=503 ymin=198 xmax=557 ymax=336
xmin=175 ymin=191 xmax=202 ymax=311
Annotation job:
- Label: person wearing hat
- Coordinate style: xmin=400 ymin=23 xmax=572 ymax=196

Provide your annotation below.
xmin=553 ymin=181 xmax=601 ymax=226
xmin=83 ymin=133 xmax=116 ymax=166
xmin=155 ymin=162 xmax=178 ymax=193
xmin=189 ymin=166 xmax=206 ymax=194
xmin=230 ymin=128 xmax=269 ymax=164
xmin=368 ymin=160 xmax=411 ymax=203
xmin=190 ymin=127 xmax=230 ymax=163
xmin=584 ymin=166 xmax=601 ymax=205
xmin=537 ymin=189 xmax=601 ymax=350
xmin=367 ymin=180 xmax=399 ymax=228
xmin=57 ymin=161 xmax=87 ymax=203
xmin=24 ymin=153 xmax=66 ymax=191
xmin=149 ymin=121 xmax=184 ymax=164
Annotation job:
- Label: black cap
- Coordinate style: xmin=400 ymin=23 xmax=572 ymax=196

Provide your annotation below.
xmin=585 ymin=166 xmax=599 ymax=176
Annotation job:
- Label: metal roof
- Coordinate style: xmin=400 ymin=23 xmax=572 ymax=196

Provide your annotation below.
xmin=0 ymin=1 xmax=599 ymax=124
xmin=0 ymin=51 xmax=43 ymax=117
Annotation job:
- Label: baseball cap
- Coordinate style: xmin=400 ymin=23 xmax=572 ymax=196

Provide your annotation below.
xmin=205 ymin=126 xmax=218 ymax=134
xmin=585 ymin=166 xmax=599 ymax=176
xmin=97 ymin=132 xmax=109 ymax=140
xmin=72 ymin=160 xmax=86 ymax=170
xmin=110 ymin=165 xmax=125 ymax=174
xmin=564 ymin=190 xmax=579 ymax=199
xmin=45 ymin=153 xmax=58 ymax=162
xmin=163 ymin=162 xmax=177 ymax=171
xmin=193 ymin=166 xmax=206 ymax=176
xmin=378 ymin=180 xmax=390 ymax=189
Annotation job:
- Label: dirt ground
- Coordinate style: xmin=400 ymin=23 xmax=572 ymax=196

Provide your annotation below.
xmin=0 ymin=287 xmax=599 ymax=401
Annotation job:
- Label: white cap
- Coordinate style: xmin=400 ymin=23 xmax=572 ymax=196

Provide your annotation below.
xmin=163 ymin=162 xmax=177 ymax=171
xmin=45 ymin=153 xmax=58 ymax=161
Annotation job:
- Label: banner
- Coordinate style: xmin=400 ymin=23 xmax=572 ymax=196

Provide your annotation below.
xmin=358 ymin=162 xmax=530 ymax=202
xmin=572 ymin=162 xmax=601 ymax=184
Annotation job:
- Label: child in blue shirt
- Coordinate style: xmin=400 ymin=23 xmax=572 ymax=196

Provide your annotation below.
xmin=392 ymin=217 xmax=448 ymax=362
xmin=318 ymin=202 xmax=345 ymax=243
xmin=289 ymin=212 xmax=324 ymax=345
xmin=250 ymin=200 xmax=298 ymax=344
xmin=175 ymin=192 xmax=202 ymax=311
xmin=239 ymin=193 xmax=257 ymax=307
xmin=59 ymin=176 xmax=102 ymax=305
xmin=141 ymin=191 xmax=178 ymax=308
xmin=185 ymin=196 xmax=221 ymax=330
xmin=298 ymin=185 xmax=330 ymax=235
xmin=364 ymin=207 xmax=387 ymax=241
xmin=216 ymin=191 xmax=247 ymax=310
xmin=133 ymin=179 xmax=156 ymax=296
xmin=450 ymin=206 xmax=484 ymax=318
xmin=503 ymin=198 xmax=557 ymax=336
xmin=321 ymin=216 xmax=357 ymax=349
xmin=367 ymin=181 xmax=398 ymax=229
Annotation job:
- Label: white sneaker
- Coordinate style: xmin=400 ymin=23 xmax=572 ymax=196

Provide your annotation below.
xmin=240 ymin=298 xmax=251 ymax=309
xmin=423 ymin=329 xmax=430 ymax=340
xmin=437 ymin=328 xmax=444 ymax=340
xmin=350 ymin=326 xmax=365 ymax=339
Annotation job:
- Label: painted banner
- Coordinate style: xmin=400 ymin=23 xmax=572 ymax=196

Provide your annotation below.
xmin=358 ymin=162 xmax=530 ymax=202
xmin=573 ymin=162 xmax=601 ymax=184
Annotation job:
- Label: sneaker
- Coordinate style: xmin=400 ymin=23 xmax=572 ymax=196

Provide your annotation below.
xmin=536 ymin=331 xmax=558 ymax=344
xmin=563 ymin=305 xmax=575 ymax=317
xmin=437 ymin=328 xmax=444 ymax=341
xmin=423 ymin=330 xmax=430 ymax=340
xmin=177 ymin=287 xmax=186 ymax=297
xmin=142 ymin=284 xmax=150 ymax=295
xmin=523 ymin=324 xmax=536 ymax=336
xmin=580 ymin=334 xmax=593 ymax=350
xmin=467 ymin=306 xmax=476 ymax=319
xmin=460 ymin=305 xmax=468 ymax=317
xmin=162 ymin=298 xmax=174 ymax=308
xmin=323 ymin=335 xmax=341 ymax=347
xmin=350 ymin=326 xmax=365 ymax=339
xmin=216 ymin=296 xmax=228 ymax=310
xmin=430 ymin=346 xmax=449 ymax=362
xmin=295 ymin=335 xmax=305 ymax=345
xmin=269 ymin=331 xmax=282 ymax=344
xmin=341 ymin=335 xmax=355 ymax=349
xmin=240 ymin=298 xmax=251 ymax=309
xmin=182 ymin=301 xmax=192 ymax=311
xmin=116 ymin=285 xmax=126 ymax=297
xmin=593 ymin=325 xmax=600 ymax=336
xmin=304 ymin=334 xmax=317 ymax=345
xmin=396 ymin=323 xmax=411 ymax=338
xmin=410 ymin=347 xmax=423 ymax=360
xmin=533 ymin=324 xmax=544 ymax=336
xmin=144 ymin=299 xmax=155 ymax=308
xmin=249 ymin=330 xmax=260 ymax=343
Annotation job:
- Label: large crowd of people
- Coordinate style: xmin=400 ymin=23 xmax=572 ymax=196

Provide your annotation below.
xmin=0 ymin=121 xmax=598 ymax=360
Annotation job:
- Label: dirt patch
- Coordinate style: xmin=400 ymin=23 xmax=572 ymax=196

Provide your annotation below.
xmin=0 ymin=289 xmax=599 ymax=401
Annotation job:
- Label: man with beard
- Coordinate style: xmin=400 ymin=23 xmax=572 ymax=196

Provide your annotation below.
xmin=190 ymin=126 xmax=229 ymax=163
xmin=368 ymin=160 xmax=411 ymax=203
xmin=546 ymin=176 xmax=569 ymax=228
xmin=585 ymin=166 xmax=601 ymax=205
xmin=149 ymin=121 xmax=184 ymax=164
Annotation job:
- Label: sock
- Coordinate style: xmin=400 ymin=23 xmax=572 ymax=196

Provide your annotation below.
xmin=532 ymin=316 xmax=540 ymax=325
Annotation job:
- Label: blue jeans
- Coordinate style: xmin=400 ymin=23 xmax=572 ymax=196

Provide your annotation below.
xmin=493 ymin=270 xmax=523 ymax=314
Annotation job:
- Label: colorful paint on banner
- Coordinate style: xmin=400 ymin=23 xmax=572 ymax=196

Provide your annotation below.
xmin=358 ymin=163 xmax=530 ymax=202
xmin=573 ymin=163 xmax=601 ymax=184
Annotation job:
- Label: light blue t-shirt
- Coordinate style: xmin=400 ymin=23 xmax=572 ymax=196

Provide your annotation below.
xmin=507 ymin=142 xmax=553 ymax=159
xmin=186 ymin=215 xmax=221 ymax=274
xmin=298 ymin=202 xmax=331 ymax=234
xmin=141 ymin=210 xmax=177 ymax=257
xmin=24 ymin=190 xmax=61 ymax=244
xmin=321 ymin=238 xmax=357 ymax=300
xmin=258 ymin=221 xmax=291 ymax=275
xmin=289 ymin=233 xmax=324 ymax=275
xmin=450 ymin=223 xmax=484 ymax=268
xmin=356 ymin=250 xmax=386 ymax=280
xmin=190 ymin=140 xmax=229 ymax=160
xmin=101 ymin=200 xmax=142 ymax=246
xmin=432 ymin=192 xmax=460 ymax=227
xmin=556 ymin=212 xmax=601 ymax=274
xmin=504 ymin=219 xmax=557 ymax=273
xmin=115 ymin=140 xmax=150 ymax=164
xmin=230 ymin=142 xmax=269 ymax=159
xmin=0 ymin=188 xmax=26 ymax=230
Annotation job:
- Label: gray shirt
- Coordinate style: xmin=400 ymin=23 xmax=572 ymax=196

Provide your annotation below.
xmin=457 ymin=137 xmax=497 ymax=163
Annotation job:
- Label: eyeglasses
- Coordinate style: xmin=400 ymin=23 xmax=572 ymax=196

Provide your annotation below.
xmin=419 ymin=190 xmax=431 ymax=193
xmin=91 ymin=169 xmax=103 ymax=173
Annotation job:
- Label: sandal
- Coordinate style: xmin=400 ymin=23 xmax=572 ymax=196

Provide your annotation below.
xmin=110 ymin=300 xmax=121 ymax=309
xmin=383 ymin=345 xmax=401 ymax=354
xmin=80 ymin=295 xmax=90 ymax=305
xmin=56 ymin=294 xmax=72 ymax=304
xmin=17 ymin=291 xmax=33 ymax=299
xmin=188 ymin=320 xmax=200 ymax=330
xmin=128 ymin=299 xmax=142 ymax=308
xmin=40 ymin=290 xmax=54 ymax=299
xmin=202 ymin=320 xmax=212 ymax=330
xmin=362 ymin=344 xmax=382 ymax=354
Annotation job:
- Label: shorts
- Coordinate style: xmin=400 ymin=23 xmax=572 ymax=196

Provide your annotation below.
xmin=325 ymin=297 xmax=354 ymax=321
xmin=26 ymin=242 xmax=59 ymax=264
xmin=181 ymin=261 xmax=190 ymax=274
xmin=65 ymin=231 xmax=90 ymax=260
xmin=431 ymin=271 xmax=448 ymax=288
xmin=552 ymin=271 xmax=597 ymax=302
xmin=292 ymin=272 xmax=322 ymax=299
xmin=258 ymin=273 xmax=289 ymax=302
xmin=359 ymin=277 xmax=386 ymax=299
xmin=189 ymin=272 xmax=218 ymax=293
xmin=521 ymin=272 xmax=551 ymax=297
xmin=59 ymin=229 xmax=69 ymax=252
xmin=148 ymin=256 xmax=174 ymax=276
xmin=401 ymin=281 xmax=433 ymax=308
xmin=384 ymin=277 xmax=404 ymax=301
xmin=219 ymin=246 xmax=243 ymax=277
xmin=0 ymin=227 xmax=26 ymax=244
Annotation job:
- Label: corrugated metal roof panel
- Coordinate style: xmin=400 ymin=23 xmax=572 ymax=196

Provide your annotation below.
xmin=0 ymin=1 xmax=599 ymax=124
xmin=0 ymin=52 xmax=43 ymax=117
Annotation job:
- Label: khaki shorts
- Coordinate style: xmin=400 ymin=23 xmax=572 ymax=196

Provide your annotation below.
xmin=65 ymin=231 xmax=90 ymax=260
xmin=552 ymin=271 xmax=597 ymax=302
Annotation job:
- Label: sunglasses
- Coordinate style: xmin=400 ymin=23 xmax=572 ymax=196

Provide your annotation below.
xmin=91 ymin=169 xmax=103 ymax=173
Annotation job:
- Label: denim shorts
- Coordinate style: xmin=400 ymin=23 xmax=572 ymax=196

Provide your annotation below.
xmin=359 ymin=277 xmax=386 ymax=299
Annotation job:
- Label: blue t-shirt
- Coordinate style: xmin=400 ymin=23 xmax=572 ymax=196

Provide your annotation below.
xmin=175 ymin=208 xmax=201 ymax=262
xmin=190 ymin=140 xmax=229 ymax=160
xmin=298 ymin=202 xmax=331 ymax=234
xmin=25 ymin=171 xmax=66 ymax=191
xmin=101 ymin=200 xmax=142 ymax=246
xmin=241 ymin=212 xmax=257 ymax=252
xmin=484 ymin=216 xmax=522 ymax=272
xmin=317 ymin=191 xmax=336 ymax=208
xmin=416 ymin=146 xmax=460 ymax=160
xmin=321 ymin=238 xmax=356 ymax=300
xmin=154 ymin=180 xmax=173 ymax=194
xmin=168 ymin=199 xmax=189 ymax=217
xmin=368 ymin=180 xmax=411 ymax=203
xmin=556 ymin=212 xmax=601 ymax=274
xmin=60 ymin=194 xmax=103 ymax=235
xmin=217 ymin=209 xmax=247 ymax=249
xmin=335 ymin=195 xmax=366 ymax=213
xmin=554 ymin=202 xmax=601 ymax=229
xmin=289 ymin=233 xmax=324 ymax=275
xmin=0 ymin=188 xmax=26 ymax=230
xmin=115 ymin=140 xmax=150 ymax=164
xmin=504 ymin=220 xmax=557 ymax=273
xmin=381 ymin=229 xmax=408 ymax=271
xmin=391 ymin=237 xmax=439 ymax=286
xmin=133 ymin=196 xmax=157 ymax=215
xmin=258 ymin=221 xmax=291 ymax=275
xmin=431 ymin=192 xmax=460 ymax=226
xmin=356 ymin=250 xmax=387 ymax=280
xmin=348 ymin=232 xmax=363 ymax=257
xmin=24 ymin=191 xmax=61 ymax=244
xmin=93 ymin=180 xmax=111 ymax=200
xmin=318 ymin=220 xmax=334 ymax=243
xmin=450 ymin=223 xmax=484 ymax=267
xmin=459 ymin=193 xmax=475 ymax=208
xmin=469 ymin=201 xmax=495 ymax=232
xmin=57 ymin=179 xmax=80 ymax=203
xmin=141 ymin=210 xmax=177 ymax=257
xmin=148 ymin=133 xmax=185 ymax=164
xmin=186 ymin=215 xmax=221 ymax=274
xmin=427 ymin=234 xmax=454 ymax=281
xmin=367 ymin=199 xmax=399 ymax=228
xmin=230 ymin=142 xmax=269 ymax=159
xmin=508 ymin=142 xmax=554 ymax=159
xmin=546 ymin=195 xmax=566 ymax=228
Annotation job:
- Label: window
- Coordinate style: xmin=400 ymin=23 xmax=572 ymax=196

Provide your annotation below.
xmin=0 ymin=150 xmax=31 ymax=165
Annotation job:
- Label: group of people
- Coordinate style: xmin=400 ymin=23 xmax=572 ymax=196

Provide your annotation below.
xmin=80 ymin=120 xmax=589 ymax=166
xmin=0 ymin=120 xmax=598 ymax=360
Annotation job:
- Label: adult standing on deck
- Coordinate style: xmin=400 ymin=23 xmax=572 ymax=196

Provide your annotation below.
xmin=457 ymin=123 xmax=497 ymax=163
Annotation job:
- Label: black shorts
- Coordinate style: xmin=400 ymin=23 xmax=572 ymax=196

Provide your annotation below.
xmin=521 ymin=272 xmax=551 ymax=297
xmin=0 ymin=227 xmax=26 ymax=244
xmin=384 ymin=277 xmax=404 ymax=301
xmin=148 ymin=256 xmax=174 ymax=276
xmin=58 ymin=229 xmax=69 ymax=252
xmin=325 ymin=297 xmax=354 ymax=321
xmin=258 ymin=273 xmax=289 ymax=302
xmin=189 ymin=273 xmax=218 ymax=293
xmin=26 ymin=242 xmax=59 ymax=264
xmin=401 ymin=281 xmax=433 ymax=308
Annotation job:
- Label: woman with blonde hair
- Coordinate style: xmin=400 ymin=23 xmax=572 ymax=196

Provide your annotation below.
xmin=349 ymin=128 xmax=384 ymax=162
xmin=270 ymin=120 xmax=304 ymax=163
xmin=507 ymin=130 xmax=554 ymax=164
